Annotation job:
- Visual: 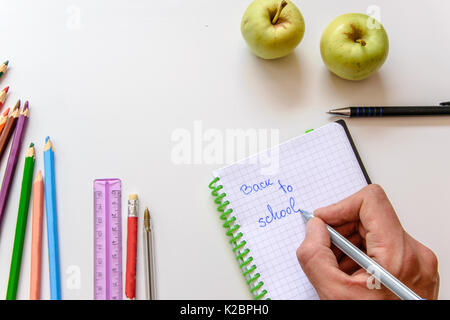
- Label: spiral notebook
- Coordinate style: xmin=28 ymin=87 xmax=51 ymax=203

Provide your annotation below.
xmin=208 ymin=120 xmax=371 ymax=300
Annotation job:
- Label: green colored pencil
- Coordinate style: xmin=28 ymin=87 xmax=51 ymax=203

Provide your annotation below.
xmin=0 ymin=60 xmax=9 ymax=79
xmin=6 ymin=143 xmax=35 ymax=300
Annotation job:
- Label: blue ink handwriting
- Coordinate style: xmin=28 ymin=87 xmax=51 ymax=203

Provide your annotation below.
xmin=278 ymin=180 xmax=293 ymax=194
xmin=240 ymin=179 xmax=274 ymax=196
xmin=258 ymin=197 xmax=301 ymax=228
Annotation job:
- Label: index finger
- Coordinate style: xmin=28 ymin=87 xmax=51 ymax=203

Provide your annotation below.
xmin=314 ymin=184 xmax=402 ymax=231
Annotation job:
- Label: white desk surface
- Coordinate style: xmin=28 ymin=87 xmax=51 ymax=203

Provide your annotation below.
xmin=0 ymin=0 xmax=449 ymax=300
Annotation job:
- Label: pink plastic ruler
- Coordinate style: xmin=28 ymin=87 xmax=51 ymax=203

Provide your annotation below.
xmin=94 ymin=179 xmax=122 ymax=300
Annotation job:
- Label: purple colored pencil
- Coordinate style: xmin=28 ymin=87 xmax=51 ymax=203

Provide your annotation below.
xmin=0 ymin=101 xmax=30 ymax=228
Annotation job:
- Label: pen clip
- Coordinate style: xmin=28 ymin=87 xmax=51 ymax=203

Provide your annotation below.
xmin=439 ymin=101 xmax=450 ymax=106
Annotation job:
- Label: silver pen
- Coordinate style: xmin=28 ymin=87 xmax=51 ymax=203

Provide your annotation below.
xmin=300 ymin=209 xmax=422 ymax=300
xmin=143 ymin=207 xmax=156 ymax=300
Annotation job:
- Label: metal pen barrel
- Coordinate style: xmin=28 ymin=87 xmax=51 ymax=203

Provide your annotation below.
xmin=143 ymin=230 xmax=152 ymax=299
xmin=327 ymin=226 xmax=421 ymax=300
xmin=301 ymin=209 xmax=421 ymax=300
xmin=144 ymin=207 xmax=155 ymax=300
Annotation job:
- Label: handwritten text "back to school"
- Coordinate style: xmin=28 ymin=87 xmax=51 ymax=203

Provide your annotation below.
xmin=240 ymin=179 xmax=302 ymax=228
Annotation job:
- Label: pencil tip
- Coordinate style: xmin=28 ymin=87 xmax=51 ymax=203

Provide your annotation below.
xmin=23 ymin=101 xmax=29 ymax=110
xmin=11 ymin=100 xmax=20 ymax=112
xmin=4 ymin=60 xmax=9 ymax=66
xmin=2 ymin=107 xmax=9 ymax=116
xmin=36 ymin=170 xmax=43 ymax=181
xmin=44 ymin=137 xmax=53 ymax=151
xmin=3 ymin=86 xmax=9 ymax=93
xmin=26 ymin=143 xmax=35 ymax=157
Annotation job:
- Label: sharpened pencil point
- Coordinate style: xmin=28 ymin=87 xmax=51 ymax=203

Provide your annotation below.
xmin=44 ymin=137 xmax=53 ymax=152
xmin=3 ymin=86 xmax=9 ymax=93
xmin=26 ymin=143 xmax=35 ymax=157
xmin=12 ymin=100 xmax=20 ymax=111
xmin=3 ymin=60 xmax=9 ymax=66
xmin=21 ymin=102 xmax=29 ymax=117
xmin=35 ymin=170 xmax=43 ymax=182
xmin=2 ymin=108 xmax=9 ymax=116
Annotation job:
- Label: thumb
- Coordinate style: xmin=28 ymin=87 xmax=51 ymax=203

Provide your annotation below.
xmin=297 ymin=218 xmax=348 ymax=293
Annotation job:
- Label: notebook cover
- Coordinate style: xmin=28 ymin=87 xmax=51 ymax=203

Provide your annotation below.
xmin=335 ymin=119 xmax=371 ymax=184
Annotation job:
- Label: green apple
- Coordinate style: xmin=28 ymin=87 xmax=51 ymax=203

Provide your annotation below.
xmin=320 ymin=13 xmax=389 ymax=80
xmin=241 ymin=0 xmax=305 ymax=59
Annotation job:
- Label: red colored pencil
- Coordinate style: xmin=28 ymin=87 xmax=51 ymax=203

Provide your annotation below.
xmin=126 ymin=194 xmax=138 ymax=299
xmin=0 ymin=86 xmax=9 ymax=110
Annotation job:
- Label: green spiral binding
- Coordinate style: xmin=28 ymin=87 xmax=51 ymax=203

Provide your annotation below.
xmin=209 ymin=177 xmax=268 ymax=300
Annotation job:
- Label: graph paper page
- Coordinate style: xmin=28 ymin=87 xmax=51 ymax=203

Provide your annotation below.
xmin=213 ymin=122 xmax=368 ymax=300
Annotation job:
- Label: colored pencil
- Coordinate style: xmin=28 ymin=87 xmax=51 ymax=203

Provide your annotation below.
xmin=44 ymin=137 xmax=61 ymax=300
xmin=30 ymin=170 xmax=44 ymax=300
xmin=0 ymin=100 xmax=20 ymax=161
xmin=126 ymin=194 xmax=138 ymax=300
xmin=6 ymin=143 xmax=35 ymax=300
xmin=0 ymin=60 xmax=9 ymax=79
xmin=0 ymin=102 xmax=29 ymax=228
xmin=0 ymin=86 xmax=9 ymax=109
xmin=0 ymin=108 xmax=10 ymax=135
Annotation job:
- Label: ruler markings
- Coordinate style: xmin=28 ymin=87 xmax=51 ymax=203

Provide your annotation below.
xmin=94 ymin=179 xmax=122 ymax=300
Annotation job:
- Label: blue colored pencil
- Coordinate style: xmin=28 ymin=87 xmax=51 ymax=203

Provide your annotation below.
xmin=44 ymin=137 xmax=61 ymax=300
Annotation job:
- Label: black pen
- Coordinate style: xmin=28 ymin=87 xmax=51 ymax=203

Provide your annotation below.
xmin=328 ymin=101 xmax=450 ymax=117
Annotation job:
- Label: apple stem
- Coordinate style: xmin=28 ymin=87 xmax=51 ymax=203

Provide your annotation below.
xmin=356 ymin=39 xmax=367 ymax=46
xmin=272 ymin=0 xmax=288 ymax=24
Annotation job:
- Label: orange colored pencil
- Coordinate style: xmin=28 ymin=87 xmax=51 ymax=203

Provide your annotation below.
xmin=0 ymin=86 xmax=9 ymax=109
xmin=0 ymin=107 xmax=10 ymax=135
xmin=30 ymin=170 xmax=44 ymax=300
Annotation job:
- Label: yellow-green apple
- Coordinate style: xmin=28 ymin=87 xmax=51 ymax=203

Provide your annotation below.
xmin=241 ymin=0 xmax=305 ymax=59
xmin=320 ymin=13 xmax=389 ymax=80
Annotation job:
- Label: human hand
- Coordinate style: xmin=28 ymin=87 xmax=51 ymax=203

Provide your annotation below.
xmin=296 ymin=184 xmax=439 ymax=299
